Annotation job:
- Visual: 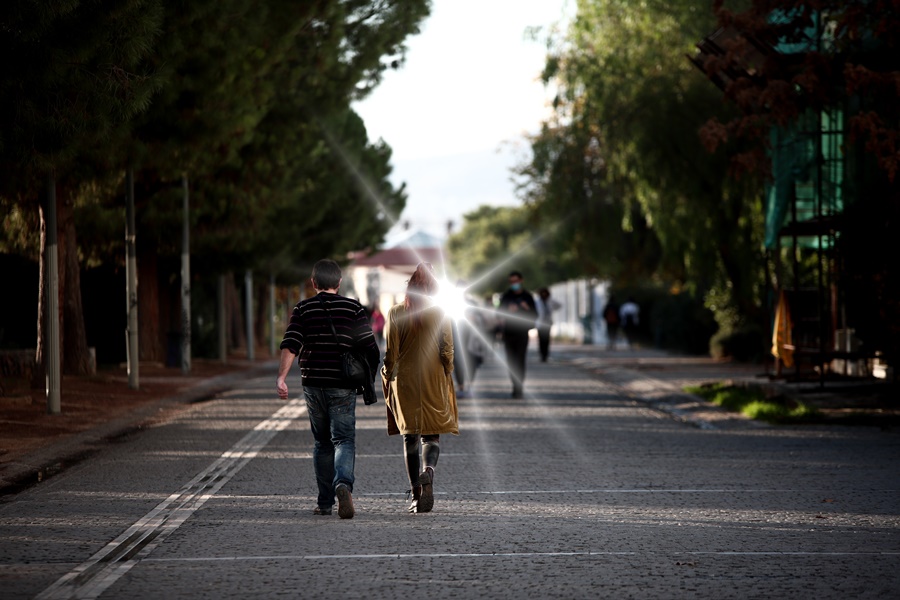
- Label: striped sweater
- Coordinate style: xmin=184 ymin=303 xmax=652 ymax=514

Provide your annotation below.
xmin=279 ymin=292 xmax=380 ymax=390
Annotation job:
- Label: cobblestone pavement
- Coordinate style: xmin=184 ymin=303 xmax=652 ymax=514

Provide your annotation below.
xmin=0 ymin=347 xmax=898 ymax=599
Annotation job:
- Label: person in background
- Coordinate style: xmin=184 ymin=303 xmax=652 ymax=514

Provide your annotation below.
xmin=498 ymin=271 xmax=537 ymax=399
xmin=619 ymin=296 xmax=640 ymax=349
xmin=453 ymin=294 xmax=488 ymax=398
xmin=276 ymin=259 xmax=380 ymax=519
xmin=452 ymin=283 xmax=471 ymax=399
xmin=464 ymin=297 xmax=488 ymax=384
xmin=381 ymin=263 xmax=458 ymax=513
xmin=535 ymin=287 xmax=561 ymax=362
xmin=484 ymin=294 xmax=501 ymax=351
xmin=602 ymin=295 xmax=621 ymax=350
xmin=370 ymin=305 xmax=385 ymax=351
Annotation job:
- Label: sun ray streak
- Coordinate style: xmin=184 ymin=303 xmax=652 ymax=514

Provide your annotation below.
xmin=318 ymin=122 xmax=441 ymax=270
xmin=458 ymin=211 xmax=577 ymax=290
xmin=316 ymin=121 xmax=590 ymax=476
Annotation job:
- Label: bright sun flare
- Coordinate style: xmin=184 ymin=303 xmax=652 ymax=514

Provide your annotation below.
xmin=434 ymin=279 xmax=470 ymax=321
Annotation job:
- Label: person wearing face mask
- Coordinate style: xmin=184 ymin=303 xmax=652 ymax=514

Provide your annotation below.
xmin=497 ymin=271 xmax=537 ymax=398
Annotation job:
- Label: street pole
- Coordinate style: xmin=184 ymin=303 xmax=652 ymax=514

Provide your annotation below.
xmin=217 ymin=274 xmax=227 ymax=364
xmin=245 ymin=270 xmax=254 ymax=361
xmin=181 ymin=175 xmax=191 ymax=375
xmin=45 ymin=174 xmax=61 ymax=414
xmin=125 ymin=168 xmax=139 ymax=390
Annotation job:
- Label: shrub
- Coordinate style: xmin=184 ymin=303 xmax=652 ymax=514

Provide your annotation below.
xmin=710 ymin=324 xmax=767 ymax=362
xmin=686 ymin=382 xmax=819 ymax=423
xmin=651 ymin=291 xmax=719 ymax=355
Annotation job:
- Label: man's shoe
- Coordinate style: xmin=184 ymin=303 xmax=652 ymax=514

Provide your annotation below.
xmin=313 ymin=506 xmax=332 ymax=516
xmin=335 ymin=484 xmax=355 ymax=519
xmin=418 ymin=467 xmax=434 ymax=513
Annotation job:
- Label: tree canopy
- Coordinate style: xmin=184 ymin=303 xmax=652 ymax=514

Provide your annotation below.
xmin=699 ymin=0 xmax=900 ymax=180
xmin=2 ymin=0 xmax=429 ymax=266
xmin=509 ymin=0 xmax=765 ymax=334
xmin=0 ymin=0 xmax=431 ymax=366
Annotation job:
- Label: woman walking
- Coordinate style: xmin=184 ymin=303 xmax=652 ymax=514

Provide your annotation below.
xmin=381 ymin=263 xmax=458 ymax=513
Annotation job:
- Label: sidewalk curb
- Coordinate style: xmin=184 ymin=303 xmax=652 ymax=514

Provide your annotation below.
xmin=0 ymin=361 xmax=278 ymax=496
xmin=561 ymin=356 xmax=768 ymax=431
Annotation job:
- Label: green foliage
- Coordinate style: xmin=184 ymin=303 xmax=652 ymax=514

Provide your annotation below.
xmin=686 ymin=382 xmax=819 ymax=423
xmin=2 ymin=0 xmax=429 ymax=274
xmin=446 ymin=205 xmax=568 ymax=294
xmin=604 ymin=282 xmax=719 ymax=354
xmin=648 ymin=289 xmax=719 ymax=355
xmin=515 ymin=0 xmax=768 ymax=338
xmin=703 ymin=0 xmax=900 ymax=179
xmin=0 ymin=0 xmax=430 ymax=366
xmin=0 ymin=0 xmax=163 ymax=190
xmin=710 ymin=324 xmax=766 ymax=362
xmin=122 ymin=0 xmax=425 ymax=273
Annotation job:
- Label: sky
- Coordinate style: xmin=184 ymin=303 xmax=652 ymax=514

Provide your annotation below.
xmin=352 ymin=0 xmax=572 ymax=241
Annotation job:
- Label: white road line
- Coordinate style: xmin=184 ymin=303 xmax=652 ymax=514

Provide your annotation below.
xmin=36 ymin=398 xmax=307 ymax=600
xmin=138 ymin=550 xmax=900 ymax=563
xmin=363 ymin=489 xmax=898 ymax=496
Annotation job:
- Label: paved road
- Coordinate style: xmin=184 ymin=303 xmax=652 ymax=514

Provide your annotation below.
xmin=1 ymin=349 xmax=898 ymax=599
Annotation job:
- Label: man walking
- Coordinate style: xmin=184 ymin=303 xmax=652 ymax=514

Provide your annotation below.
xmin=276 ymin=259 xmax=380 ymax=519
xmin=498 ymin=271 xmax=537 ymax=398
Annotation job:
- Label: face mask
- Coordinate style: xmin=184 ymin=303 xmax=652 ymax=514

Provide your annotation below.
xmin=510 ymin=282 xmax=522 ymax=291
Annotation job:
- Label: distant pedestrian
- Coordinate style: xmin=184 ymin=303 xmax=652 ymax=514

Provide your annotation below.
xmin=484 ymin=294 xmax=501 ymax=350
xmin=619 ymin=296 xmax=640 ymax=349
xmin=276 ymin=259 xmax=380 ymax=519
xmin=498 ymin=271 xmax=537 ymax=398
xmin=535 ymin=288 xmax=561 ymax=362
xmin=454 ymin=295 xmax=488 ymax=397
xmin=370 ymin=305 xmax=385 ymax=350
xmin=602 ymin=295 xmax=621 ymax=350
xmin=381 ymin=263 xmax=458 ymax=514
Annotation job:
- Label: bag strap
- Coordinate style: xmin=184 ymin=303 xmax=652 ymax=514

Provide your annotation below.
xmin=316 ymin=295 xmax=340 ymax=344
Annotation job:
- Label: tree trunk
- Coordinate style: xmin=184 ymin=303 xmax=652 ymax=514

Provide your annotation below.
xmin=138 ymin=248 xmax=163 ymax=363
xmin=226 ymin=273 xmax=245 ymax=351
xmin=255 ymin=278 xmax=268 ymax=355
xmin=57 ymin=186 xmax=92 ymax=375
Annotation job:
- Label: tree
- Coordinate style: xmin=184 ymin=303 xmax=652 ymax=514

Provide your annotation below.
xmin=697 ymin=0 xmax=900 ymax=363
xmin=517 ymin=0 xmax=766 ymax=334
xmin=0 ymin=0 xmax=163 ymax=375
xmin=1 ymin=0 xmax=430 ymax=370
xmin=447 ymin=205 xmax=567 ymax=295
xmin=72 ymin=0 xmax=429 ymax=361
xmin=699 ymin=0 xmax=900 ymax=180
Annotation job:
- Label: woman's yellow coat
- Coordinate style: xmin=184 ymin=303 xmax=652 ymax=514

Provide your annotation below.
xmin=381 ymin=301 xmax=458 ymax=436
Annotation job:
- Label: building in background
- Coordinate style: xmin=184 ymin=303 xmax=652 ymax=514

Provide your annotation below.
xmin=347 ymin=229 xmax=445 ymax=314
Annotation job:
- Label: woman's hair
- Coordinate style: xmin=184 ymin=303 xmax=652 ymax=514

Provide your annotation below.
xmin=404 ymin=263 xmax=438 ymax=328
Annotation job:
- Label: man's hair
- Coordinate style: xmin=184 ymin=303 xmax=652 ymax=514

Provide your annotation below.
xmin=312 ymin=259 xmax=342 ymax=290
xmin=509 ymin=271 xmax=523 ymax=279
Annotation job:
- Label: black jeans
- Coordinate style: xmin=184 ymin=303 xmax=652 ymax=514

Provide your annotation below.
xmin=503 ymin=333 xmax=529 ymax=395
xmin=537 ymin=324 xmax=551 ymax=361
xmin=403 ymin=434 xmax=440 ymax=488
